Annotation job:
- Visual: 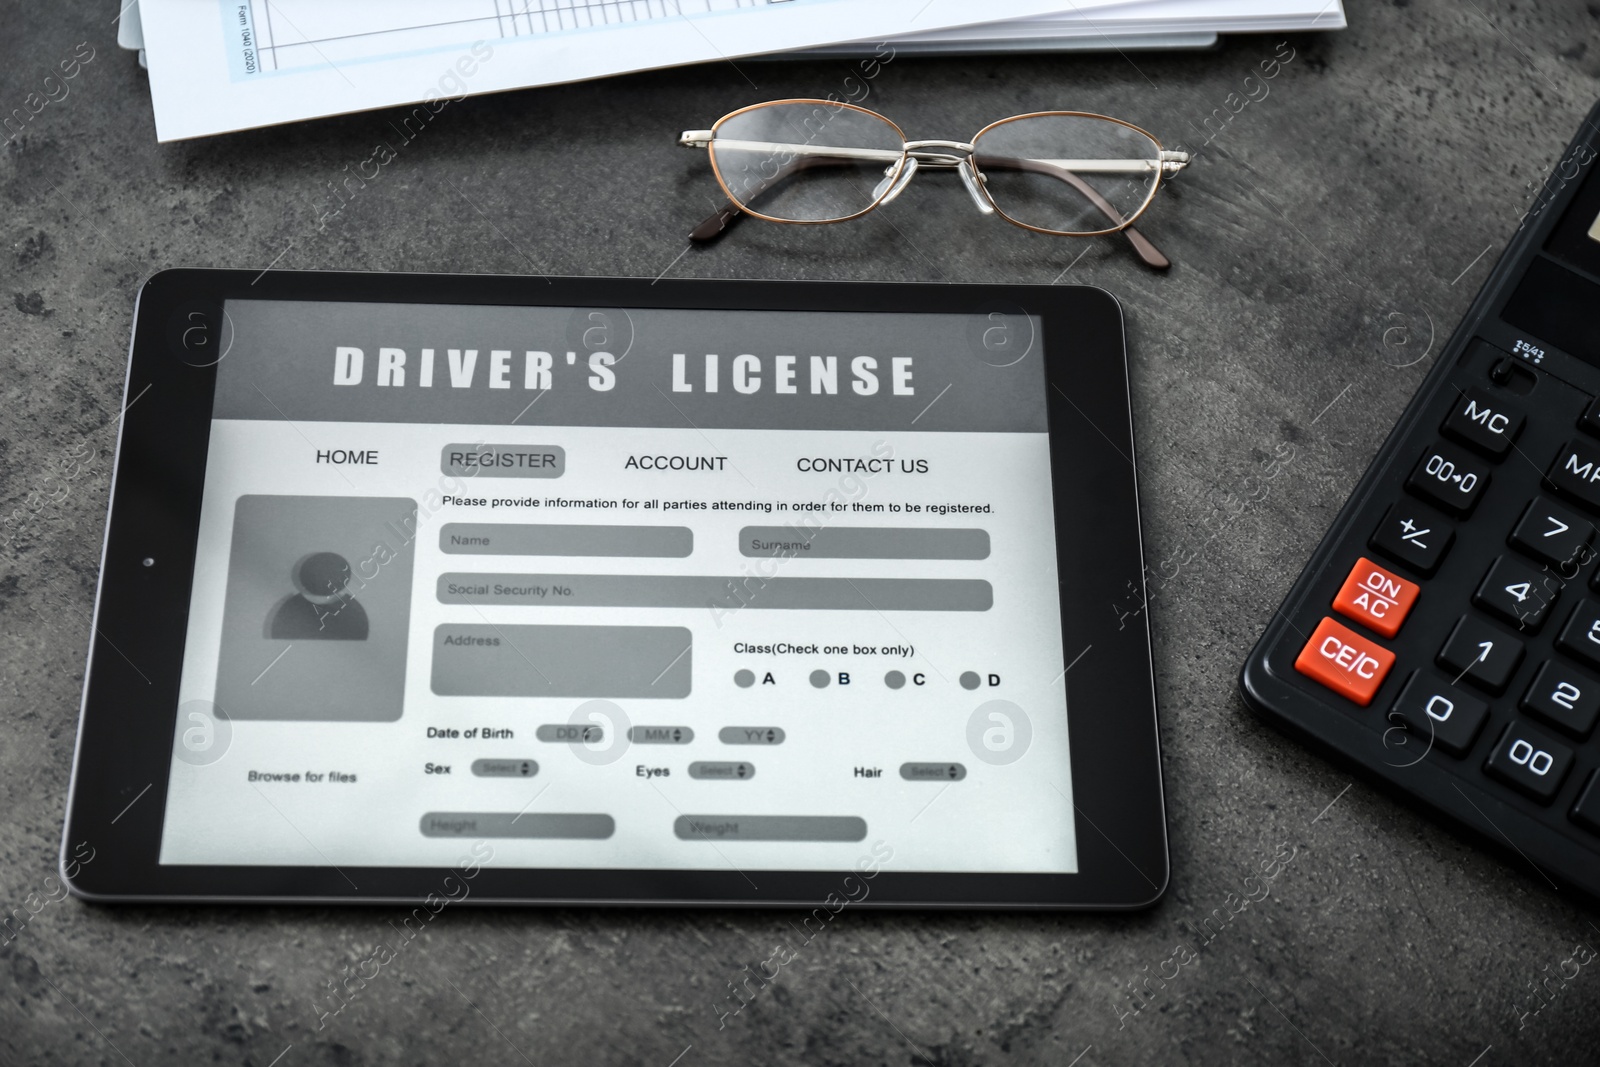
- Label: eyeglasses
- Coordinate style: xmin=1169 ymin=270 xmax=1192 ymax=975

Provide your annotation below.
xmin=679 ymin=99 xmax=1189 ymax=270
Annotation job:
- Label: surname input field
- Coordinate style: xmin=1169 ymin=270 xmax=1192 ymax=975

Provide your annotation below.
xmin=738 ymin=525 xmax=989 ymax=559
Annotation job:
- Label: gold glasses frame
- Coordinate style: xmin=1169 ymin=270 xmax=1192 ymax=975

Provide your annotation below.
xmin=679 ymin=98 xmax=1190 ymax=268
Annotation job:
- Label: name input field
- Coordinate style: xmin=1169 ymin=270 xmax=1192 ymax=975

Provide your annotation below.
xmin=440 ymin=522 xmax=693 ymax=557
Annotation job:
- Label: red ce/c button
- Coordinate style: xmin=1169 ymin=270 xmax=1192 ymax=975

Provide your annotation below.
xmin=1294 ymin=616 xmax=1397 ymax=706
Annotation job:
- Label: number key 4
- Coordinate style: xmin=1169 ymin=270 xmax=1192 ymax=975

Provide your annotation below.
xmin=1473 ymin=555 xmax=1562 ymax=632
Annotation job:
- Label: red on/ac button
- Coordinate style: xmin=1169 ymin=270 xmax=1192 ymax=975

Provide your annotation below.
xmin=1332 ymin=556 xmax=1420 ymax=638
xmin=1294 ymin=616 xmax=1396 ymax=706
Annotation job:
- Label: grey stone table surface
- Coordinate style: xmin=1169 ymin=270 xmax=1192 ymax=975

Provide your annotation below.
xmin=5 ymin=1 xmax=1600 ymax=1063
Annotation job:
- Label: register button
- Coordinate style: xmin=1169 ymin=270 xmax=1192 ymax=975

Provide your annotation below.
xmin=1294 ymin=616 xmax=1396 ymax=706
xmin=1332 ymin=556 xmax=1420 ymax=638
xmin=441 ymin=442 xmax=565 ymax=479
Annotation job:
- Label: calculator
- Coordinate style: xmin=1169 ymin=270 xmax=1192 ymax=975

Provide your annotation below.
xmin=1241 ymin=99 xmax=1600 ymax=898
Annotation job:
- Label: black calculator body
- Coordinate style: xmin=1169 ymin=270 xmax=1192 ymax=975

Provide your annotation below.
xmin=1241 ymin=99 xmax=1600 ymax=899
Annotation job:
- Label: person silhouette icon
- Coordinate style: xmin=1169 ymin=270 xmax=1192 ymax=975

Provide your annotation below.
xmin=266 ymin=551 xmax=369 ymax=640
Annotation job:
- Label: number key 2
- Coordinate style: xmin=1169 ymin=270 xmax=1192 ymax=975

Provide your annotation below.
xmin=1520 ymin=661 xmax=1600 ymax=738
xmin=1406 ymin=442 xmax=1490 ymax=516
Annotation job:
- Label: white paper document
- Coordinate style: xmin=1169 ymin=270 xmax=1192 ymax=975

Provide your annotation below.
xmin=887 ymin=0 xmax=1344 ymax=44
xmin=797 ymin=0 xmax=1343 ymax=56
xmin=138 ymin=0 xmax=1148 ymax=140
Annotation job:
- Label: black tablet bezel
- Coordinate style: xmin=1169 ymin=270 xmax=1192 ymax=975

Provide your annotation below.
xmin=62 ymin=269 xmax=1167 ymax=909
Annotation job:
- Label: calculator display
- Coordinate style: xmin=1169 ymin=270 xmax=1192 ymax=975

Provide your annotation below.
xmin=157 ymin=298 xmax=1079 ymax=874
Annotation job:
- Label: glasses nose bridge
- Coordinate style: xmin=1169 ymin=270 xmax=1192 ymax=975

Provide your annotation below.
xmin=904 ymin=138 xmax=975 ymax=167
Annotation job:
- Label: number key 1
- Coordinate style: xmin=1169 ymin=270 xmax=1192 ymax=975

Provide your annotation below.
xmin=1438 ymin=615 xmax=1525 ymax=694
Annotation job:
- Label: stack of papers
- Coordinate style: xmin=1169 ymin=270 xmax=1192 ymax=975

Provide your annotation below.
xmin=118 ymin=0 xmax=1345 ymax=141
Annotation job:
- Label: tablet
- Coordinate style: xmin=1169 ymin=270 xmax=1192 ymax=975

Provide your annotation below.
xmin=62 ymin=269 xmax=1166 ymax=908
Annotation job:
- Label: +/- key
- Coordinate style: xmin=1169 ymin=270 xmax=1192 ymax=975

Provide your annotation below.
xmin=1370 ymin=500 xmax=1455 ymax=576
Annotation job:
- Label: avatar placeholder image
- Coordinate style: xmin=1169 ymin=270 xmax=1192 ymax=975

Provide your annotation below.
xmin=214 ymin=495 xmax=417 ymax=721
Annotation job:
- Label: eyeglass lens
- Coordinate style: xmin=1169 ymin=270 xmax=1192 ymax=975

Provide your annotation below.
xmin=709 ymin=102 xmax=906 ymax=223
xmin=971 ymin=114 xmax=1161 ymax=235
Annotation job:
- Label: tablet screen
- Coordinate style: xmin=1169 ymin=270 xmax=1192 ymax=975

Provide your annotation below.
xmin=159 ymin=298 xmax=1077 ymax=874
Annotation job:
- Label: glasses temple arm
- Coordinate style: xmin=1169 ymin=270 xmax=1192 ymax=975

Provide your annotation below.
xmin=691 ymin=200 xmax=744 ymax=242
xmin=976 ymin=154 xmax=1172 ymax=270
